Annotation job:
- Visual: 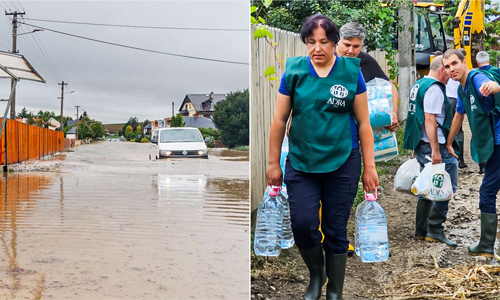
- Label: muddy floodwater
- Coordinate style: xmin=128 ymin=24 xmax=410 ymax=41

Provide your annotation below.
xmin=0 ymin=142 xmax=249 ymax=300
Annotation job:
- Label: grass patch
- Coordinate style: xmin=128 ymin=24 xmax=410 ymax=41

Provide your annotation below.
xmin=233 ymin=145 xmax=249 ymax=151
xmin=219 ymin=149 xmax=249 ymax=158
xmin=251 ymin=226 xmax=305 ymax=281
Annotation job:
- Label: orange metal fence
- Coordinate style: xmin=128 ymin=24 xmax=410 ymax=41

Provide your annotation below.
xmin=0 ymin=118 xmax=70 ymax=166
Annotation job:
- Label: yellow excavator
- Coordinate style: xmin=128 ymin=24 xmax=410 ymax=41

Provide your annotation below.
xmin=452 ymin=0 xmax=485 ymax=69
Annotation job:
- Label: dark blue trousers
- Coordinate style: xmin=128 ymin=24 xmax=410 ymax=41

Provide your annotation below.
xmin=284 ymin=148 xmax=361 ymax=254
xmin=479 ymin=145 xmax=500 ymax=214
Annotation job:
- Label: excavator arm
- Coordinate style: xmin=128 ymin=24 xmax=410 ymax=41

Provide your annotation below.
xmin=452 ymin=0 xmax=485 ymax=69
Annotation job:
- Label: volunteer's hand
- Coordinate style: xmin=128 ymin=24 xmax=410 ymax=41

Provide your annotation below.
xmin=446 ymin=143 xmax=458 ymax=159
xmin=266 ymin=163 xmax=283 ymax=187
xmin=479 ymin=81 xmax=496 ymax=97
xmin=431 ymin=149 xmax=442 ymax=164
xmin=384 ymin=112 xmax=398 ymax=132
xmin=362 ymin=166 xmax=379 ymax=192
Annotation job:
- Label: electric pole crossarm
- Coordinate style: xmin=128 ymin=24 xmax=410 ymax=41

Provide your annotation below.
xmin=0 ymin=80 xmax=18 ymax=139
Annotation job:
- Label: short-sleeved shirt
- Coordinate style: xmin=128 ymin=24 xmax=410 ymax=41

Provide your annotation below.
xmin=456 ymin=71 xmax=500 ymax=145
xmin=279 ymin=55 xmax=367 ymax=149
xmin=420 ymin=76 xmax=446 ymax=144
xmin=446 ymin=78 xmax=459 ymax=99
xmin=358 ymin=51 xmax=389 ymax=83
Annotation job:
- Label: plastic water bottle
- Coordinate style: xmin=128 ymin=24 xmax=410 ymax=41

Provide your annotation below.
xmin=280 ymin=188 xmax=294 ymax=249
xmin=354 ymin=190 xmax=389 ymax=263
xmin=254 ymin=186 xmax=285 ymax=257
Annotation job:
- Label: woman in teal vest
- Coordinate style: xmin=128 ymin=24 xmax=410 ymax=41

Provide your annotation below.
xmin=267 ymin=15 xmax=378 ymax=300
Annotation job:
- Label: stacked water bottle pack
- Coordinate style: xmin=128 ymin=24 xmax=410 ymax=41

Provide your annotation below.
xmin=354 ymin=190 xmax=389 ymax=263
xmin=254 ymin=139 xmax=294 ymax=257
xmin=366 ymin=78 xmax=398 ymax=162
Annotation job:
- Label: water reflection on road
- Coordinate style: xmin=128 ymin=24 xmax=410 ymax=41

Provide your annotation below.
xmin=0 ymin=172 xmax=249 ymax=299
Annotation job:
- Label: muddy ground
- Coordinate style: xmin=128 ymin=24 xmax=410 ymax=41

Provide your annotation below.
xmin=251 ymin=120 xmax=500 ymax=300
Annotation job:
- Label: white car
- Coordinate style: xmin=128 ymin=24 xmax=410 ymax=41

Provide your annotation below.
xmin=150 ymin=127 xmax=208 ymax=159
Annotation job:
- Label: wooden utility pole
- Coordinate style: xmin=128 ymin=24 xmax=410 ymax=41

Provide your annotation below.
xmin=5 ymin=10 xmax=25 ymax=119
xmin=58 ymin=81 xmax=68 ymax=131
xmin=75 ymin=105 xmax=81 ymax=120
xmin=398 ymin=2 xmax=416 ymax=123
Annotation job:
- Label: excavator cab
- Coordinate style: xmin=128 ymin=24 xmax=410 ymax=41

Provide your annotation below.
xmin=392 ymin=2 xmax=448 ymax=77
xmin=414 ymin=3 xmax=449 ymax=76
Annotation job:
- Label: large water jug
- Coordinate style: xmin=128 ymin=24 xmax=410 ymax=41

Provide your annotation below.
xmin=280 ymin=187 xmax=294 ymax=249
xmin=354 ymin=191 xmax=389 ymax=263
xmin=254 ymin=186 xmax=285 ymax=257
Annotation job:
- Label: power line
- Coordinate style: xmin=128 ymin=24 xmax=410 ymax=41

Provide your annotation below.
xmin=19 ymin=21 xmax=248 ymax=65
xmin=26 ymin=18 xmax=249 ymax=31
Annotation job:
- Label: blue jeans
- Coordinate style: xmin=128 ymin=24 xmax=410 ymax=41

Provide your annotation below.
xmin=414 ymin=142 xmax=458 ymax=215
xmin=479 ymin=145 xmax=500 ymax=214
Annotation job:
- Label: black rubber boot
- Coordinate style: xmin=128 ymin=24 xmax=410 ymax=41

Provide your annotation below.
xmin=458 ymin=141 xmax=468 ymax=169
xmin=469 ymin=213 xmax=498 ymax=257
xmin=415 ymin=199 xmax=432 ymax=240
xmin=479 ymin=162 xmax=486 ymax=174
xmin=298 ymin=245 xmax=326 ymax=300
xmin=425 ymin=206 xmax=457 ymax=248
xmin=325 ymin=253 xmax=347 ymax=300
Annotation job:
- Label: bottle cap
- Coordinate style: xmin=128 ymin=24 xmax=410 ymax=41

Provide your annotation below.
xmin=267 ymin=185 xmax=282 ymax=196
xmin=364 ymin=189 xmax=378 ymax=201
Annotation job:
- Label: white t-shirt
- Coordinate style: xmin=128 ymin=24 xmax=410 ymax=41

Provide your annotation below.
xmin=421 ymin=76 xmax=446 ymax=144
xmin=446 ymin=78 xmax=459 ymax=99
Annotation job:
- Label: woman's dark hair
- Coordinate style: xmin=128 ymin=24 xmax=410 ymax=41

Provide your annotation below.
xmin=299 ymin=14 xmax=339 ymax=44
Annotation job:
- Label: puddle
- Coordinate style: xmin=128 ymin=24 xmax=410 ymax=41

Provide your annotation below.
xmin=0 ymin=172 xmax=249 ymax=299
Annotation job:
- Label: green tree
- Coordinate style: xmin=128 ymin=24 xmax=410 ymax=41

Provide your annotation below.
xmin=170 ymin=114 xmax=185 ymax=127
xmin=17 ymin=106 xmax=29 ymax=118
xmin=125 ymin=125 xmax=133 ymax=135
xmin=252 ymin=0 xmax=410 ymax=80
xmin=213 ymin=89 xmax=249 ymax=148
xmin=135 ymin=125 xmax=142 ymax=135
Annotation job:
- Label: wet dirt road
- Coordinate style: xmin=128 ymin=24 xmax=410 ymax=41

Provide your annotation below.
xmin=0 ymin=141 xmax=249 ymax=300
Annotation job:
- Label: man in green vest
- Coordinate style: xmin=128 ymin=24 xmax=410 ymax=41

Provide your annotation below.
xmin=475 ymin=51 xmax=500 ymax=174
xmin=403 ymin=56 xmax=458 ymax=248
xmin=443 ymin=49 xmax=500 ymax=258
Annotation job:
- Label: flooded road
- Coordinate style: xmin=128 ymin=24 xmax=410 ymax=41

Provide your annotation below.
xmin=0 ymin=142 xmax=249 ymax=300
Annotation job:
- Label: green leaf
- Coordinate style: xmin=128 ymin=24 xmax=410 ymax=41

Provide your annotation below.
xmin=264 ymin=66 xmax=275 ymax=78
xmin=251 ymin=16 xmax=258 ymax=24
xmin=268 ymin=76 xmax=277 ymax=81
xmin=253 ymin=28 xmax=266 ymax=39
xmin=263 ymin=0 xmax=272 ymax=8
xmin=250 ymin=6 xmax=257 ymax=14
xmin=258 ymin=16 xmax=266 ymax=24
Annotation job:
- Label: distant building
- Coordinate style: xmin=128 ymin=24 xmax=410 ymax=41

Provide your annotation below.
xmin=179 ymin=92 xmax=225 ymax=118
xmin=66 ymin=126 xmax=77 ymax=140
xmin=182 ymin=116 xmax=216 ymax=129
xmin=47 ymin=117 xmax=60 ymax=130
xmin=144 ymin=123 xmax=152 ymax=135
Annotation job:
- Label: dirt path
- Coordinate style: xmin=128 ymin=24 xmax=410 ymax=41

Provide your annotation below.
xmin=251 ymin=120 xmax=500 ymax=300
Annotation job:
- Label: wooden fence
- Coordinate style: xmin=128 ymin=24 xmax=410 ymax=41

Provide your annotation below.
xmin=250 ymin=26 xmax=391 ymax=212
xmin=0 ymin=118 xmax=68 ymax=166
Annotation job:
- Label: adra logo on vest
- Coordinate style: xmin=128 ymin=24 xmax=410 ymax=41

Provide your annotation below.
xmin=470 ymin=95 xmax=478 ymax=111
xmin=408 ymin=84 xmax=419 ymax=114
xmin=327 ymin=85 xmax=348 ymax=107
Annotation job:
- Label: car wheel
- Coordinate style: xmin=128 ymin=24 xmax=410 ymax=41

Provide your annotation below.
xmin=149 ymin=154 xmax=151 ymax=160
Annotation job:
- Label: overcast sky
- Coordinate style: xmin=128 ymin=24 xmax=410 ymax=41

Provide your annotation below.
xmin=0 ymin=1 xmax=249 ymax=124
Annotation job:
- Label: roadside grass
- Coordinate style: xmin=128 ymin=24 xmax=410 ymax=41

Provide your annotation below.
xmin=251 ymin=226 xmax=305 ymax=281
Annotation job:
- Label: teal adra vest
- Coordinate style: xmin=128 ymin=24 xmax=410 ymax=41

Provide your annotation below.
xmin=458 ymin=70 xmax=500 ymax=163
xmin=403 ymin=77 xmax=459 ymax=154
xmin=285 ymin=56 xmax=360 ymax=173
xmin=482 ymin=65 xmax=500 ymax=84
